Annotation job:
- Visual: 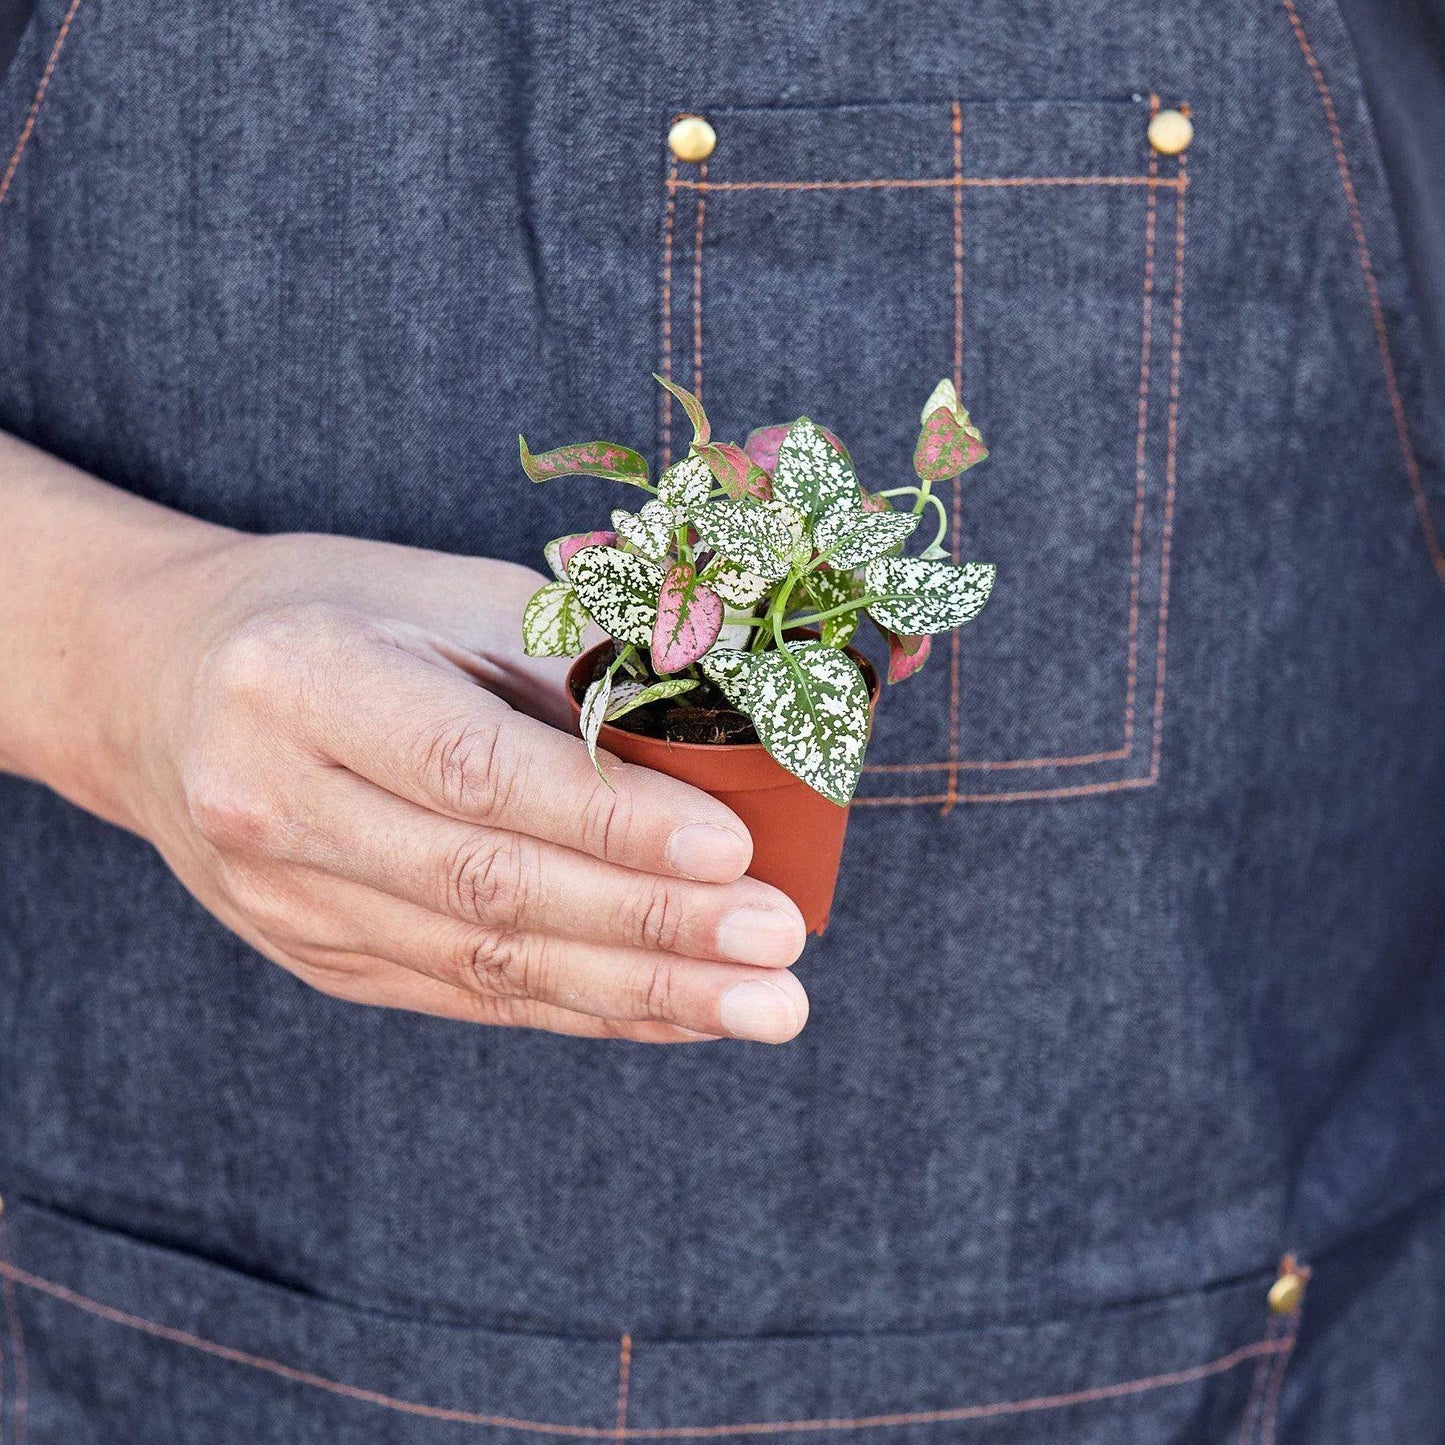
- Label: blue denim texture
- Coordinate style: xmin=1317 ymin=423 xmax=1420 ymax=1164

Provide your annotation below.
xmin=0 ymin=0 xmax=1442 ymax=1439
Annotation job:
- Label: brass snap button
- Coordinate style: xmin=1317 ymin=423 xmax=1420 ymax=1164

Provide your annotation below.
xmin=1148 ymin=107 xmax=1193 ymax=156
xmin=668 ymin=115 xmax=717 ymax=164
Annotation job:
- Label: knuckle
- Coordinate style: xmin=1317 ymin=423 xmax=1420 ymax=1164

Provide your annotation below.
xmin=424 ymin=718 xmax=511 ymax=818
xmin=459 ymin=929 xmax=537 ymax=1000
xmin=636 ymin=959 xmax=680 ymax=1023
xmin=630 ymin=880 xmax=685 ymax=954
xmin=579 ymin=779 xmax=636 ymax=862
xmin=184 ymin=764 xmax=286 ymax=854
xmin=445 ymin=833 xmax=531 ymax=927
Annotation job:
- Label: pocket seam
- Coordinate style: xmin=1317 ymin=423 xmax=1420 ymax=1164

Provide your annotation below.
xmin=657 ymin=99 xmax=1190 ymax=809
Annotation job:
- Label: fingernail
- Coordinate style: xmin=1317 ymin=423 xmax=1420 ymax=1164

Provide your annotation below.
xmin=717 ymin=907 xmax=806 ymax=966
xmin=666 ymin=823 xmax=751 ymax=881
xmin=720 ymin=980 xmax=803 ymax=1044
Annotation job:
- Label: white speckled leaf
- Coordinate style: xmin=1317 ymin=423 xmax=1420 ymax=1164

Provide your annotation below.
xmin=579 ymin=672 xmax=612 ymax=774
xmin=813 ymin=506 xmax=919 ymax=569
xmin=605 ymin=677 xmax=699 ymax=721
xmin=693 ymin=499 xmax=797 ymax=582
xmin=864 ymin=556 xmax=996 ymax=635
xmin=773 ymin=418 xmax=860 ymax=521
xmin=657 ymin=455 xmax=713 ymax=513
xmin=611 ymin=499 xmax=677 ymax=560
xmin=704 ymin=557 xmax=770 ymax=608
xmin=701 ymin=642 xmax=870 ymax=805
xmin=801 ymin=568 xmax=863 ymax=647
xmin=521 ymin=582 xmax=589 ymax=658
xmin=567 ymin=546 xmax=664 ymax=647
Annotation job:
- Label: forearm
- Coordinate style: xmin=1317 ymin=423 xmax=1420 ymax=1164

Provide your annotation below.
xmin=0 ymin=431 xmax=234 ymax=822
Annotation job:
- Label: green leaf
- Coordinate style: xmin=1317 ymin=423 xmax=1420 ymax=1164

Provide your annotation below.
xmin=657 ymin=454 xmax=713 ymax=512
xmin=521 ymin=582 xmax=589 ymax=658
xmin=567 ymin=546 xmax=665 ymax=647
xmin=611 ymin=499 xmax=677 ymax=560
xmin=519 ymin=437 xmax=650 ymax=487
xmin=653 ymin=374 xmax=711 ymax=445
xmin=700 ymin=641 xmax=871 ymax=805
xmin=694 ymin=441 xmax=772 ymax=501
xmin=813 ymin=506 xmax=920 ymax=569
xmin=864 ymin=556 xmax=996 ymax=635
xmin=704 ymin=556 xmax=770 ymax=608
xmin=694 ymin=498 xmax=799 ymax=582
xmin=605 ymin=677 xmax=699 ymax=721
xmin=773 ymin=418 xmax=860 ymax=521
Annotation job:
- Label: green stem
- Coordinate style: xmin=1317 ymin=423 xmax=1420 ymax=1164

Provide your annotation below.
xmin=787 ymin=593 xmax=910 ymax=630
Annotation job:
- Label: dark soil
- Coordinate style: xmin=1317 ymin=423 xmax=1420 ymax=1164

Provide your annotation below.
xmin=576 ymin=646 xmax=760 ymax=746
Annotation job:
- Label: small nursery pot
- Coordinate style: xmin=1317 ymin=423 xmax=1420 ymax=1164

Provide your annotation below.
xmin=567 ymin=641 xmax=879 ymax=935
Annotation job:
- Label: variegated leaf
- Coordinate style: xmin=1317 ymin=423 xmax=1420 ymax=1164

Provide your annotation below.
xmin=886 ymin=631 xmax=932 ymax=683
xmin=745 ymin=422 xmax=851 ymax=474
xmin=773 ymin=418 xmax=860 ymax=521
xmin=800 ymin=567 xmax=862 ymax=648
xmin=694 ymin=499 xmax=797 ymax=582
xmin=605 ymin=677 xmax=699 ymax=721
xmin=522 ymin=582 xmax=589 ymax=658
xmin=704 ymin=556 xmax=770 ymax=608
xmin=914 ymin=407 xmax=988 ymax=482
xmin=519 ymin=437 xmax=649 ymax=487
xmin=652 ymin=562 xmax=724 ymax=673
xmin=567 ymin=546 xmax=664 ymax=647
xmin=611 ymin=499 xmax=677 ymax=560
xmin=813 ymin=506 xmax=920 ymax=569
xmin=694 ymin=441 xmax=772 ymax=501
xmin=653 ymin=373 xmax=711 ymax=444
xmin=865 ymin=556 xmax=996 ymax=635
xmin=701 ymin=641 xmax=871 ymax=805
xmin=657 ymin=454 xmax=713 ymax=512
xmin=545 ymin=529 xmax=618 ymax=580
xmin=579 ymin=671 xmax=612 ymax=775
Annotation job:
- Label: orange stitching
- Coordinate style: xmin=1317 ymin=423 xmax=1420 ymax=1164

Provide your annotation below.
xmin=0 ymin=1219 xmax=29 ymax=1445
xmin=1149 ymin=159 xmax=1188 ymax=781
xmin=616 ymin=1333 xmax=633 ymax=1439
xmin=945 ymin=99 xmax=965 ymax=813
xmin=1282 ymin=0 xmax=1445 ymax=587
xmin=0 ymin=1258 xmax=1285 ymax=1439
xmin=855 ymin=774 xmax=1160 ymax=807
xmin=669 ymin=175 xmax=1184 ymax=194
xmin=0 ymin=0 xmax=86 ymax=209
xmin=660 ymin=163 xmax=679 ymax=462
xmin=1256 ymin=1317 xmax=1299 ymax=1445
xmin=867 ymin=746 xmax=1129 ymax=774
xmin=1122 ymin=103 xmax=1160 ymax=753
xmin=692 ymin=164 xmax=707 ymax=401
xmin=1235 ymin=1313 xmax=1284 ymax=1445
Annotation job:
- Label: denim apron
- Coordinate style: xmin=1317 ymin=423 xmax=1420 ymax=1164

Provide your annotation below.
xmin=1 ymin=0 xmax=1442 ymax=1439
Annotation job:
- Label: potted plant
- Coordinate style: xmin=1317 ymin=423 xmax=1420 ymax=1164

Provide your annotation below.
xmin=519 ymin=376 xmax=995 ymax=932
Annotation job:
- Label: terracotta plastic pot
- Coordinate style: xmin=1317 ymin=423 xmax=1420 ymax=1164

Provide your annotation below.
xmin=567 ymin=642 xmax=879 ymax=935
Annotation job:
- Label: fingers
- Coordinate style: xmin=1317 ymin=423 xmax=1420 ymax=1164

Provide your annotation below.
xmin=279 ymin=772 xmax=805 ymax=966
xmin=302 ymin=640 xmax=756 ymax=883
xmin=250 ymin=872 xmax=809 ymax=1043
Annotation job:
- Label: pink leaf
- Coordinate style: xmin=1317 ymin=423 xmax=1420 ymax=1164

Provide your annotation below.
xmin=745 ymin=422 xmax=849 ymax=474
xmin=860 ymin=490 xmax=891 ymax=513
xmin=651 ymin=562 xmax=724 ymax=674
xmin=695 ymin=441 xmax=772 ymax=501
xmin=913 ymin=408 xmax=988 ymax=483
xmin=653 ymin=374 xmax=712 ymax=445
xmin=558 ymin=530 xmax=618 ymax=575
xmin=519 ymin=437 xmax=650 ymax=485
xmin=886 ymin=632 xmax=932 ymax=683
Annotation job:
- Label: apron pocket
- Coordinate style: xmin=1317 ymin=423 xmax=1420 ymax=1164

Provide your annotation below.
xmin=2 ymin=1194 xmax=1299 ymax=1443
xmin=659 ymin=97 xmax=1188 ymax=806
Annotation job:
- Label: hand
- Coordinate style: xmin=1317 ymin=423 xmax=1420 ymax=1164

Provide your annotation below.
xmin=84 ymin=530 xmax=812 ymax=1043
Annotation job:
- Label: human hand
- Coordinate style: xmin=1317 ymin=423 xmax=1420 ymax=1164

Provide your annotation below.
xmin=89 ymin=531 xmax=810 ymax=1043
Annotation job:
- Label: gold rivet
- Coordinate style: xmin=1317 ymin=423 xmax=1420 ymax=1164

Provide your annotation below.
xmin=1267 ymin=1266 xmax=1308 ymax=1315
xmin=668 ymin=115 xmax=717 ymax=164
xmin=1148 ymin=108 xmax=1193 ymax=156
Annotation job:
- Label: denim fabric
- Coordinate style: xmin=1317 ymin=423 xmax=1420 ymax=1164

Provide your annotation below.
xmin=0 ymin=0 xmax=1442 ymax=1439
